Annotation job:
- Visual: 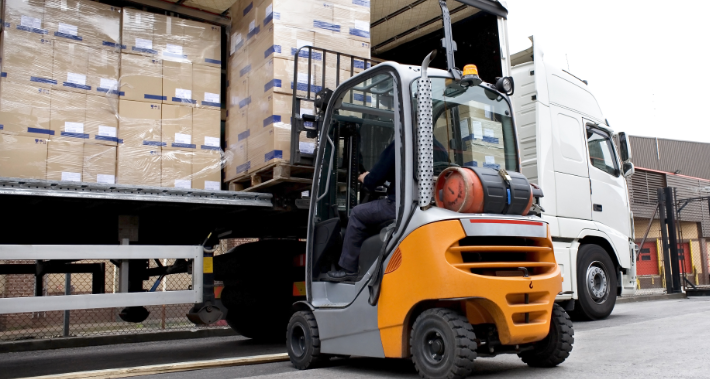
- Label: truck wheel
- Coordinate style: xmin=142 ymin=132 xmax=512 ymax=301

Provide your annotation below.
xmin=518 ymin=303 xmax=574 ymax=367
xmin=574 ymin=244 xmax=617 ymax=320
xmin=221 ymin=286 xmax=290 ymax=341
xmin=287 ymin=311 xmax=324 ymax=370
xmin=410 ymin=308 xmax=476 ymax=379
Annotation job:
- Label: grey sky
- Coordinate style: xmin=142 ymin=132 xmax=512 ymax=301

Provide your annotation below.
xmin=505 ymin=0 xmax=708 ymax=142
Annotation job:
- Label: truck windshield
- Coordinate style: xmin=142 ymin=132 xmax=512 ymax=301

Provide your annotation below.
xmin=411 ymin=78 xmax=518 ymax=175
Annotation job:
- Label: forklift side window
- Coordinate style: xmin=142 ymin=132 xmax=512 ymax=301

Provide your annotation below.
xmin=411 ymin=78 xmax=518 ymax=175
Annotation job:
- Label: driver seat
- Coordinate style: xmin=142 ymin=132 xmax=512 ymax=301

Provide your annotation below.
xmin=358 ymin=219 xmax=395 ymax=278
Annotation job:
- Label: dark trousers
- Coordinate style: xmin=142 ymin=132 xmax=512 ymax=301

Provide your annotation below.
xmin=339 ymin=198 xmax=397 ymax=272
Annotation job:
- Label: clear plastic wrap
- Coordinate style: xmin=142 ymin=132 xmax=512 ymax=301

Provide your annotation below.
xmin=163 ymin=61 xmax=195 ymax=106
xmin=0 ymin=133 xmax=48 ymax=179
xmin=44 ymin=0 xmax=83 ymax=42
xmin=193 ymin=64 xmax=222 ymax=109
xmin=162 ymin=104 xmax=193 ymax=149
xmin=1 ymin=30 xmax=55 ymax=87
xmin=86 ymin=94 xmax=119 ymax=145
xmin=118 ymin=54 xmax=163 ymax=102
xmin=332 ymin=2 xmax=370 ymax=43
xmin=116 ymin=144 xmax=162 ymax=186
xmin=0 ymin=81 xmax=52 ymax=136
xmin=116 ymin=99 xmax=162 ymax=147
xmin=83 ymin=143 xmax=116 ymax=183
xmin=46 ymin=139 xmax=83 ymax=181
xmin=80 ymin=0 xmax=121 ymax=50
xmin=50 ymin=90 xmax=87 ymax=140
xmin=52 ymin=40 xmax=90 ymax=93
xmin=5 ymin=0 xmax=47 ymax=35
xmin=121 ymin=9 xmax=157 ymax=56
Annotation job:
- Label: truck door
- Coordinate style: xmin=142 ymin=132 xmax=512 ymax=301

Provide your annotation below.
xmin=586 ymin=125 xmax=630 ymax=240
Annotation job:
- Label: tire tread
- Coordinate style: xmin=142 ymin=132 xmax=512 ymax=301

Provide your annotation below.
xmin=519 ymin=303 xmax=574 ymax=367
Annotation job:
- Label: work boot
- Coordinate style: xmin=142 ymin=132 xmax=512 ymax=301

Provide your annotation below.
xmin=327 ymin=269 xmax=358 ymax=282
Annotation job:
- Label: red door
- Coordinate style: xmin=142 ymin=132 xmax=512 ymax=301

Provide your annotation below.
xmin=637 ymin=242 xmax=659 ymax=276
xmin=677 ymin=243 xmax=693 ymax=274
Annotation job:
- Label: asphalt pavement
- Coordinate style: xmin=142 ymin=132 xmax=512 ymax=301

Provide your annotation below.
xmin=2 ymin=297 xmax=710 ymax=379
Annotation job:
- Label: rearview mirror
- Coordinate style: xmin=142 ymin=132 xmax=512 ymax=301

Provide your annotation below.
xmin=622 ymin=162 xmax=635 ymax=177
xmin=618 ymin=132 xmax=632 ymax=162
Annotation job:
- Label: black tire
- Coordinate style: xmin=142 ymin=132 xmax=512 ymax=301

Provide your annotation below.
xmin=518 ymin=303 xmax=574 ymax=367
xmin=410 ymin=308 xmax=477 ymax=379
xmin=573 ymin=244 xmax=617 ymax=320
xmin=221 ymin=286 xmax=291 ymax=341
xmin=287 ymin=311 xmax=324 ymax=370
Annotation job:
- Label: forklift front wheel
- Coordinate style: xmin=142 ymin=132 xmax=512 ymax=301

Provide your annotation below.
xmin=287 ymin=310 xmax=324 ymax=370
xmin=410 ymin=308 xmax=477 ymax=379
xmin=518 ymin=303 xmax=574 ymax=367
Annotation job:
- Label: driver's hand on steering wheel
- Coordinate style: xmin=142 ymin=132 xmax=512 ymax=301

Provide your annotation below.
xmin=358 ymin=171 xmax=369 ymax=183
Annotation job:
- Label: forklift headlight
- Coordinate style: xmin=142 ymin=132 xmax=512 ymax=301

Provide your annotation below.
xmin=496 ymin=76 xmax=514 ymax=96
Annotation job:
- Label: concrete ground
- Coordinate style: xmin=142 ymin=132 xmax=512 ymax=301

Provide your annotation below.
xmin=2 ymin=297 xmax=709 ymax=378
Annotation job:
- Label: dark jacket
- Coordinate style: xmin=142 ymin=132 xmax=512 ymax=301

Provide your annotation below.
xmin=363 ymin=141 xmax=396 ymax=200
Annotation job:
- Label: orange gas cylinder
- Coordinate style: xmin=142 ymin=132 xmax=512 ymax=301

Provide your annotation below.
xmin=435 ymin=167 xmax=536 ymax=215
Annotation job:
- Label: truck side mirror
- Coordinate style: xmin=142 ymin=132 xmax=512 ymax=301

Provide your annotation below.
xmin=622 ymin=162 xmax=635 ymax=177
xmin=618 ymin=132 xmax=632 ymax=162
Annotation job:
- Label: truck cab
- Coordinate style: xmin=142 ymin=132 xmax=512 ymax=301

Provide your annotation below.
xmin=511 ymin=38 xmax=636 ymax=319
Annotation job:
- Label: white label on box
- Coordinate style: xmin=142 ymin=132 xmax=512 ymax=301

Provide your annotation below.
xmin=354 ymin=20 xmax=369 ymax=32
xmin=100 ymin=78 xmax=117 ymax=89
xmin=485 ymin=156 xmax=496 ymax=164
xmin=484 ymin=128 xmax=495 ymax=138
xmin=58 ymin=23 xmax=78 ymax=36
xmin=299 ymin=142 xmax=316 ymax=155
xmin=460 ymin=118 xmax=470 ymax=139
xmin=205 ymin=136 xmax=220 ymax=147
xmin=302 ymin=190 xmax=309 ymax=198
xmin=135 ymin=38 xmax=152 ymax=49
xmin=175 ymin=133 xmax=192 ymax=144
xmin=175 ymin=179 xmax=191 ymax=189
xmin=99 ymin=125 xmax=117 ymax=137
xmin=297 ymin=39 xmax=312 ymax=49
xmin=166 ymin=44 xmax=183 ymax=55
xmin=97 ymin=174 xmax=115 ymax=184
xmin=265 ymin=4 xmax=273 ymax=15
xmin=61 ymin=172 xmax=81 ymax=182
xmin=297 ymin=73 xmax=314 ymax=84
xmin=249 ymin=20 xmax=256 ymax=32
xmin=175 ymin=88 xmax=192 ymax=99
xmin=135 ymin=13 xmax=141 ymax=24
xmin=205 ymin=181 xmax=220 ymax=191
xmin=21 ymin=15 xmax=41 ymax=29
xmin=67 ymin=72 xmax=86 ymax=85
xmin=484 ymin=104 xmax=492 ymax=118
xmin=472 ymin=121 xmax=483 ymax=139
xmin=64 ymin=122 xmax=84 ymax=133
xmin=300 ymin=108 xmax=314 ymax=117
xmin=204 ymin=92 xmax=220 ymax=103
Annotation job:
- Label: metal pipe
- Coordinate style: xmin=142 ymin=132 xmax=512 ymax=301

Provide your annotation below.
xmin=63 ymin=274 xmax=70 ymax=337
xmin=417 ymin=50 xmax=437 ymax=210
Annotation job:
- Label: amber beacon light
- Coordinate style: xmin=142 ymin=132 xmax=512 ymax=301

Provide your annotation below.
xmin=461 ymin=64 xmax=482 ymax=87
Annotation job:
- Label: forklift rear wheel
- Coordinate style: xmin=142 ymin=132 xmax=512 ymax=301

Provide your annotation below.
xmin=410 ymin=308 xmax=477 ymax=379
xmin=573 ymin=244 xmax=617 ymax=320
xmin=287 ymin=310 xmax=324 ymax=370
xmin=518 ymin=303 xmax=574 ymax=367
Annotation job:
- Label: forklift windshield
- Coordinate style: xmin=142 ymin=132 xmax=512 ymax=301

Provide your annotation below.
xmin=412 ymin=78 xmax=518 ymax=175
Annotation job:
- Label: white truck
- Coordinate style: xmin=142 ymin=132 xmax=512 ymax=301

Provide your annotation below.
xmin=510 ymin=38 xmax=636 ymax=319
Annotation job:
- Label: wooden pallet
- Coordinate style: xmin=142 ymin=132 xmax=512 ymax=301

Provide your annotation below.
xmin=227 ymin=162 xmax=315 ymax=192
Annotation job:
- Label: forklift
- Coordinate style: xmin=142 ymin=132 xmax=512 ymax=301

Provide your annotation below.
xmin=285 ymin=1 xmax=574 ymax=378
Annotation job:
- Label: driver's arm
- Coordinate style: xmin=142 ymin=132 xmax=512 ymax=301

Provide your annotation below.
xmin=362 ymin=141 xmax=395 ymax=192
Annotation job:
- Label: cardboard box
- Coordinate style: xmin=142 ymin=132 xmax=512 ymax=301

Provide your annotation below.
xmin=247 ymin=91 xmax=291 ymax=134
xmin=85 ymin=95 xmax=119 ymax=145
xmin=116 ymin=144 xmax=161 ymax=186
xmin=250 ymin=57 xmax=321 ymax=99
xmin=193 ymin=65 xmax=221 ymax=109
xmin=223 ymin=138 xmax=247 ymax=181
xmin=193 ymin=150 xmax=221 ymax=190
xmin=163 ymin=61 xmax=194 ymax=106
xmin=50 ymin=90 xmax=87 ymax=141
xmin=44 ymin=0 xmax=84 ymax=43
xmin=226 ymin=108 xmax=249 ymax=143
xmin=181 ymin=19 xmax=205 ymax=64
xmin=0 ymin=133 xmax=48 ymax=179
xmin=83 ymin=143 xmax=116 ymax=184
xmin=117 ymin=100 xmax=162 ymax=147
xmin=88 ymin=48 xmax=120 ymax=97
xmin=52 ymin=40 xmax=90 ymax=94
xmin=200 ymin=24 xmax=222 ymax=67
xmin=0 ymin=81 xmax=52 ymax=136
xmin=162 ymin=105 xmax=193 ymax=150
xmin=314 ymin=33 xmax=371 ymax=72
xmin=255 ymin=0 xmax=335 ymax=34
xmin=193 ymin=108 xmax=221 ymax=152
xmin=161 ymin=148 xmax=192 ymax=188
xmin=237 ymin=0 xmax=261 ymax=47
xmin=332 ymin=4 xmax=370 ymax=43
xmin=4 ymin=0 xmax=46 ymax=36
xmin=1 ymin=30 xmax=55 ymax=87
xmin=121 ymin=9 xmax=157 ymax=56
xmin=251 ymin=24 xmax=315 ymax=68
xmin=81 ymin=1 xmax=121 ymax=50
xmin=246 ymin=122 xmax=290 ymax=172
xmin=227 ymin=76 xmax=249 ymax=112
xmin=154 ymin=15 xmax=186 ymax=61
xmin=46 ymin=139 xmax=84 ymax=181
xmin=119 ymin=54 xmax=163 ymax=102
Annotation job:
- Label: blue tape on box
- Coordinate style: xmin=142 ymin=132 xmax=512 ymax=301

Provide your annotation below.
xmin=63 ymin=82 xmax=91 ymax=90
xmin=238 ymin=130 xmax=250 ymax=141
xmin=239 ymin=97 xmax=251 ymax=108
xmin=265 ymin=79 xmax=282 ymax=92
xmin=354 ymin=60 xmax=371 ymax=69
xmin=274 ymin=12 xmax=281 ymax=20
xmin=31 ymin=76 xmax=57 ymax=85
xmin=1 ymin=72 xmax=6 ymax=77
xmin=240 ymin=64 xmax=251 ymax=77
xmin=237 ymin=161 xmax=250 ymax=174
xmin=16 ymin=25 xmax=47 ymax=34
xmin=265 ymin=150 xmax=283 ymax=161
xmin=97 ymin=88 xmax=123 ymax=96
xmin=201 ymin=101 xmax=220 ymax=107
xmin=483 ymin=163 xmax=500 ymax=170
xmin=204 ymin=58 xmax=221 ymax=65
xmin=0 ymin=125 xmax=4 ymax=130
xmin=28 ymin=128 xmax=54 ymax=135
xmin=234 ymin=40 xmax=244 ymax=51
xmin=172 ymin=143 xmax=196 ymax=149
xmin=95 ymin=135 xmax=119 ymax=143
xmin=314 ymin=20 xmax=340 ymax=32
xmin=247 ymin=25 xmax=260 ymax=40
xmin=172 ymin=97 xmax=197 ymax=104
xmin=352 ymin=0 xmax=370 ymax=6
xmin=61 ymin=131 xmax=89 ymax=139
xmin=290 ymin=48 xmax=322 ymax=60
xmin=54 ymin=32 xmax=82 ymax=41
xmin=264 ymin=12 xmax=273 ymax=26
xmin=132 ymin=46 xmax=157 ymax=55
xmin=354 ymin=93 xmax=372 ymax=103
xmin=201 ymin=145 xmax=221 ymax=150
xmin=102 ymin=41 xmax=124 ymax=49
xmin=292 ymin=82 xmax=322 ymax=93
xmin=349 ymin=28 xmax=369 ymax=38
xmin=243 ymin=2 xmax=253 ymax=16
xmin=464 ymin=161 xmax=478 ymax=168
xmin=144 ymin=94 xmax=167 ymax=101
xmin=265 ymin=45 xmax=281 ymax=58
xmin=482 ymin=136 xmax=499 ymax=144
xmin=263 ymin=115 xmax=281 ymax=127
xmin=143 ymin=140 xmax=166 ymax=147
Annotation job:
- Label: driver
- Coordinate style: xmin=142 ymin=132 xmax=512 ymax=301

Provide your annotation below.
xmin=328 ymin=140 xmax=396 ymax=282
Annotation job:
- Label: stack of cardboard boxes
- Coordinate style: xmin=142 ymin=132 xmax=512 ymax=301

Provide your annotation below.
xmin=223 ymin=0 xmax=371 ymax=181
xmin=0 ymin=0 xmax=224 ymax=190
xmin=117 ymin=8 xmax=222 ymax=190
